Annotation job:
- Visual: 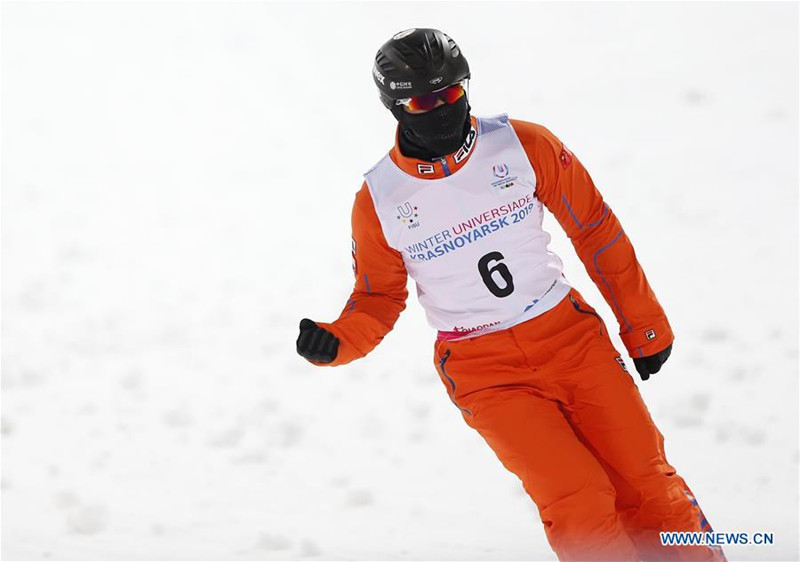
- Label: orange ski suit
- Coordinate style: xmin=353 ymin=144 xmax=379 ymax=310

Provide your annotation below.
xmin=310 ymin=117 xmax=726 ymax=562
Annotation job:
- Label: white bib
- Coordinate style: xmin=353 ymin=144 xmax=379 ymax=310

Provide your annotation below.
xmin=364 ymin=114 xmax=571 ymax=339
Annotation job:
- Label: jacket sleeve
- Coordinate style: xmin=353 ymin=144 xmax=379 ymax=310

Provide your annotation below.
xmin=311 ymin=181 xmax=409 ymax=366
xmin=510 ymin=119 xmax=673 ymax=359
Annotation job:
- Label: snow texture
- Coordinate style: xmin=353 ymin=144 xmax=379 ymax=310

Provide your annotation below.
xmin=2 ymin=2 xmax=798 ymax=561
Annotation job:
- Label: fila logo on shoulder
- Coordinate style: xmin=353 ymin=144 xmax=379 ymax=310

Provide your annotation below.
xmin=417 ymin=163 xmax=435 ymax=174
xmin=454 ymin=127 xmax=477 ymax=164
xmin=645 ymin=329 xmax=656 ymax=340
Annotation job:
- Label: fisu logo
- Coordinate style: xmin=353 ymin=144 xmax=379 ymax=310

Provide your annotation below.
xmin=396 ymin=202 xmax=420 ymax=229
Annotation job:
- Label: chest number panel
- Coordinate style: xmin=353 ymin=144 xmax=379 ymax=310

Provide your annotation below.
xmin=478 ymin=251 xmax=515 ymax=298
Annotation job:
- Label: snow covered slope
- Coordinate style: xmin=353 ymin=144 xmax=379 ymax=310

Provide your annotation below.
xmin=2 ymin=2 xmax=797 ymax=560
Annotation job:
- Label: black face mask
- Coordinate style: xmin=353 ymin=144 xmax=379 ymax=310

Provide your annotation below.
xmin=392 ymin=96 xmax=471 ymax=161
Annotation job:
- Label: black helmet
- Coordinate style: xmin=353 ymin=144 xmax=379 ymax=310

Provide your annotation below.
xmin=373 ymin=28 xmax=470 ymax=109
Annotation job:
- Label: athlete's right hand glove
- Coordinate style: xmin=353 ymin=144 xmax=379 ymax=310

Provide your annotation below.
xmin=633 ymin=344 xmax=672 ymax=381
xmin=296 ymin=318 xmax=339 ymax=364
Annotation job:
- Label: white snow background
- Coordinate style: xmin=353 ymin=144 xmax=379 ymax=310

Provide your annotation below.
xmin=1 ymin=2 xmax=798 ymax=560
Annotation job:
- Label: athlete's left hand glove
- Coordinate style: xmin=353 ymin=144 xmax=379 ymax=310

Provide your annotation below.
xmin=633 ymin=344 xmax=672 ymax=381
xmin=296 ymin=318 xmax=339 ymax=364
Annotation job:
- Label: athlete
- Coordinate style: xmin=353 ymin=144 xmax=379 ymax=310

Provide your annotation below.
xmin=296 ymin=28 xmax=726 ymax=562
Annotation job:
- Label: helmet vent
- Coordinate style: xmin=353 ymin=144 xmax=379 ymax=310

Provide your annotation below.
xmin=394 ymin=42 xmax=427 ymax=69
xmin=447 ymin=37 xmax=460 ymax=58
xmin=375 ymin=52 xmax=398 ymax=75
xmin=428 ymin=35 xmax=443 ymax=60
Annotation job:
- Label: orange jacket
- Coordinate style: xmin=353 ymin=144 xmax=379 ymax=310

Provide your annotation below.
xmin=312 ymin=118 xmax=673 ymax=366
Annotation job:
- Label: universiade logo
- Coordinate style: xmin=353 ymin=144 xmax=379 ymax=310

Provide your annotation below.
xmin=493 ymin=164 xmax=509 ymax=178
xmin=491 ymin=163 xmax=517 ymax=191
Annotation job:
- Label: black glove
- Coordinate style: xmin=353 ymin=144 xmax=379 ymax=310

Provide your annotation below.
xmin=633 ymin=344 xmax=672 ymax=381
xmin=296 ymin=318 xmax=339 ymax=364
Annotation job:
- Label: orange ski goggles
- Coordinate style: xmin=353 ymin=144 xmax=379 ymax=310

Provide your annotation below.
xmin=395 ymin=80 xmax=468 ymax=112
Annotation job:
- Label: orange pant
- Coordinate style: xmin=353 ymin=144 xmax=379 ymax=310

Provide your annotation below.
xmin=433 ymin=289 xmax=727 ymax=562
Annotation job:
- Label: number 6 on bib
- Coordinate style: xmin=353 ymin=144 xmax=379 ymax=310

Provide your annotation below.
xmin=478 ymin=251 xmax=515 ymax=297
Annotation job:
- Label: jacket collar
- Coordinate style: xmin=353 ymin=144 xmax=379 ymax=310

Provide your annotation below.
xmin=390 ymin=116 xmax=479 ymax=179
